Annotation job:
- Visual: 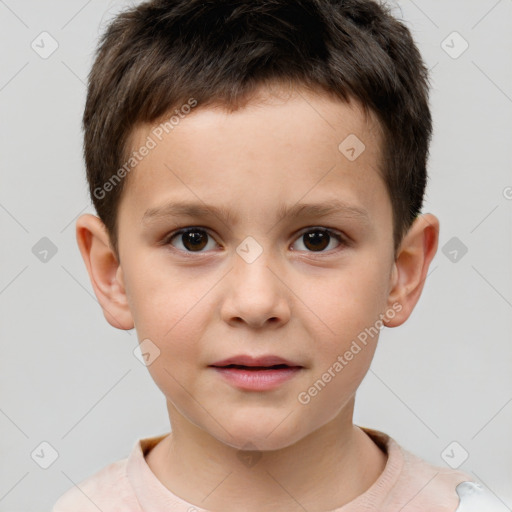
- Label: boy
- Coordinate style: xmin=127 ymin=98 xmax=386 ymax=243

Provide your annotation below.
xmin=53 ymin=0 xmax=500 ymax=510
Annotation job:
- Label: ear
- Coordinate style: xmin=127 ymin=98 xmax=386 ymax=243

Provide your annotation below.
xmin=75 ymin=214 xmax=134 ymax=330
xmin=384 ymin=213 xmax=440 ymax=327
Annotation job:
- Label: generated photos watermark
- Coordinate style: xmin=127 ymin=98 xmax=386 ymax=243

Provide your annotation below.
xmin=297 ymin=301 xmax=403 ymax=405
xmin=93 ymin=98 xmax=198 ymax=200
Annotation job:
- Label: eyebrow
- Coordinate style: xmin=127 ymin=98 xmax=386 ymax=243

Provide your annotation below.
xmin=142 ymin=198 xmax=371 ymax=226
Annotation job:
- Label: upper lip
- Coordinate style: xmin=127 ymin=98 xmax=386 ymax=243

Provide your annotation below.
xmin=209 ymin=355 xmax=302 ymax=368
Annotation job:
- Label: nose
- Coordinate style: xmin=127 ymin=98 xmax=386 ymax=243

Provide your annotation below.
xmin=220 ymin=248 xmax=291 ymax=330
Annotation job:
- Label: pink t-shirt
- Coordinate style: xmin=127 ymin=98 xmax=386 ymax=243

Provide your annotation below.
xmin=51 ymin=427 xmax=483 ymax=511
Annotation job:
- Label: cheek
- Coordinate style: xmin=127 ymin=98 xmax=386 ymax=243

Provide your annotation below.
xmin=296 ymin=259 xmax=388 ymax=405
xmin=128 ymin=270 xmax=211 ymax=399
xmin=300 ymin=260 xmax=389 ymax=342
xmin=123 ymin=269 xmax=212 ymax=398
xmin=294 ymin=335 xmax=377 ymax=436
xmin=124 ymin=258 xmax=209 ymax=339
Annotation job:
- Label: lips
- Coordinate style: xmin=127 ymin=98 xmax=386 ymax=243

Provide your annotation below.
xmin=209 ymin=355 xmax=304 ymax=391
xmin=209 ymin=354 xmax=302 ymax=369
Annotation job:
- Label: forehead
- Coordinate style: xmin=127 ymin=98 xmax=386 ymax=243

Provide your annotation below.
xmin=120 ymin=86 xmax=388 ymax=228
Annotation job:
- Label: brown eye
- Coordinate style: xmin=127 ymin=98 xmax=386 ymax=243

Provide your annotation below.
xmin=292 ymin=228 xmax=345 ymax=253
xmin=167 ymin=228 xmax=216 ymax=252
xmin=303 ymin=231 xmax=330 ymax=251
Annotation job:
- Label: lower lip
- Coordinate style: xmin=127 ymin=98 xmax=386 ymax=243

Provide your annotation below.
xmin=210 ymin=366 xmax=302 ymax=391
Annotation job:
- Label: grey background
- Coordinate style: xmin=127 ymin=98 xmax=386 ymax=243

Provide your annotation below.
xmin=1 ymin=0 xmax=511 ymax=510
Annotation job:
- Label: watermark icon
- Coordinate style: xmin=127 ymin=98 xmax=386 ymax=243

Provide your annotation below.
xmin=503 ymin=186 xmax=512 ymax=200
xmin=31 ymin=441 xmax=59 ymax=469
xmin=32 ymin=237 xmax=58 ymax=263
xmin=94 ymin=98 xmax=197 ymax=200
xmin=441 ymin=441 xmax=469 ymax=469
xmin=441 ymin=31 xmax=469 ymax=59
xmin=236 ymin=441 xmax=263 ymax=468
xmin=297 ymin=302 xmax=402 ymax=405
xmin=442 ymin=236 xmax=468 ymax=263
xmin=31 ymin=31 xmax=59 ymax=59
xmin=338 ymin=133 xmax=366 ymax=161
xmin=236 ymin=236 xmax=264 ymax=264
xmin=133 ymin=338 xmax=161 ymax=366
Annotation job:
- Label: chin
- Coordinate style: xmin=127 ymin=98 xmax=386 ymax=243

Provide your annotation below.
xmin=213 ymin=420 xmax=307 ymax=453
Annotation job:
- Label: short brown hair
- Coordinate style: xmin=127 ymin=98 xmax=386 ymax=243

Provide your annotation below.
xmin=83 ymin=0 xmax=432 ymax=261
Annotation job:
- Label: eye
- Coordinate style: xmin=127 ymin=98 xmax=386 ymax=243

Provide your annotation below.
xmin=162 ymin=226 xmax=348 ymax=255
xmin=291 ymin=227 xmax=346 ymax=253
xmin=164 ymin=227 xmax=218 ymax=253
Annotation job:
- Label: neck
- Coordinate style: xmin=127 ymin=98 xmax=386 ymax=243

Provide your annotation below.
xmin=146 ymin=398 xmax=387 ymax=512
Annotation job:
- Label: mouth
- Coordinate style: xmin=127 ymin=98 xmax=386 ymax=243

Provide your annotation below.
xmin=210 ymin=364 xmax=300 ymax=370
xmin=208 ymin=358 xmax=304 ymax=391
xmin=209 ymin=354 xmax=302 ymax=369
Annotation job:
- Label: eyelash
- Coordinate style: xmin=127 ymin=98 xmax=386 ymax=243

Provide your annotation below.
xmin=160 ymin=226 xmax=350 ymax=257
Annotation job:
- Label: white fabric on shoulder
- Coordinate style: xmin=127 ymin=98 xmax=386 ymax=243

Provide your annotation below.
xmin=455 ymin=481 xmax=509 ymax=512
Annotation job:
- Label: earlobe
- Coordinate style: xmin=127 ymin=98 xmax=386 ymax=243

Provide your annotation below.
xmin=384 ymin=213 xmax=440 ymax=328
xmin=75 ymin=213 xmax=134 ymax=330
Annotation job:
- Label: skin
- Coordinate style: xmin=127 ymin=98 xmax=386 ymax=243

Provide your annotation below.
xmin=76 ymin=84 xmax=439 ymax=511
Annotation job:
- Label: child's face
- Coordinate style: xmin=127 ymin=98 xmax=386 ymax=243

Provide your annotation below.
xmin=114 ymin=87 xmax=399 ymax=450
